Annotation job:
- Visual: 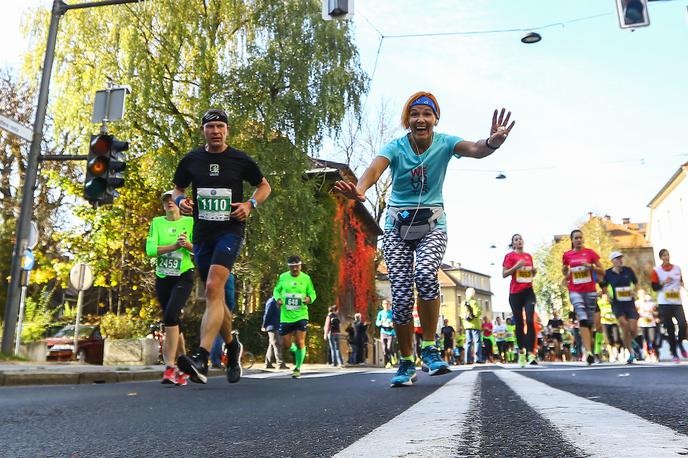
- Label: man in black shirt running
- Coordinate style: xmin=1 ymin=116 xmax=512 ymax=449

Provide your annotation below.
xmin=174 ymin=109 xmax=271 ymax=384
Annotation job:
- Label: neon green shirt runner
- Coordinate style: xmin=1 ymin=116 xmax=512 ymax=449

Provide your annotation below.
xmin=505 ymin=324 xmax=516 ymax=343
xmin=145 ymin=216 xmax=195 ymax=278
xmin=273 ymin=271 xmax=317 ymax=323
xmin=598 ymin=297 xmax=617 ymax=325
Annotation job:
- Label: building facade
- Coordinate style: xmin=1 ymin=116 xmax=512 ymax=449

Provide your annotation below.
xmin=647 ymin=162 xmax=688 ymax=309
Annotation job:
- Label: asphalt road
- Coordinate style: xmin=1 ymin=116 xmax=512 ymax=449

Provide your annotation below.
xmin=1 ymin=364 xmax=687 ymax=457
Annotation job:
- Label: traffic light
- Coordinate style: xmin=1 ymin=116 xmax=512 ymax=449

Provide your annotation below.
xmin=83 ymin=134 xmax=128 ymax=205
xmin=106 ymin=136 xmax=128 ymax=201
xmin=84 ymin=134 xmax=110 ymax=203
xmin=616 ymin=0 xmax=650 ymax=29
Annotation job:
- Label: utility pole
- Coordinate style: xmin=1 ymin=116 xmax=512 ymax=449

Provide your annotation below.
xmin=2 ymin=0 xmax=143 ymax=354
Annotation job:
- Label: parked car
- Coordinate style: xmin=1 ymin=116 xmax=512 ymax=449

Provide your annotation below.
xmin=46 ymin=325 xmax=104 ymax=365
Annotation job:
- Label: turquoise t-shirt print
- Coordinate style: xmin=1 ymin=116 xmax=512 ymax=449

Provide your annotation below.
xmin=410 ymin=164 xmax=428 ymax=195
xmin=378 ymin=132 xmax=463 ymax=230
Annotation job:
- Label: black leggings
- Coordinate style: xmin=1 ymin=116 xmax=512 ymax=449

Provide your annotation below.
xmin=658 ymin=304 xmax=687 ymax=357
xmin=604 ymin=324 xmax=620 ymax=346
xmin=641 ymin=327 xmax=657 ymax=352
xmin=509 ymin=288 xmax=536 ymax=352
xmin=155 ymin=270 xmax=194 ymax=326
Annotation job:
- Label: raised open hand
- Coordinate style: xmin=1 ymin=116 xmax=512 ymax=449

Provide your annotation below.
xmin=488 ymin=108 xmax=516 ymax=148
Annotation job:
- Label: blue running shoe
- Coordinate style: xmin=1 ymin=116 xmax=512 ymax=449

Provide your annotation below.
xmin=421 ymin=346 xmax=451 ymax=376
xmin=390 ymin=360 xmax=417 ymax=387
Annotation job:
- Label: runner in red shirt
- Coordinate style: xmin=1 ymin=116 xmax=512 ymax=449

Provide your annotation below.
xmin=502 ymin=234 xmax=538 ymax=367
xmin=562 ymin=229 xmax=604 ymax=365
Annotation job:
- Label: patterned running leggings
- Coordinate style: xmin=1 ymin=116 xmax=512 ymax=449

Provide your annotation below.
xmin=382 ymin=229 xmax=448 ymax=325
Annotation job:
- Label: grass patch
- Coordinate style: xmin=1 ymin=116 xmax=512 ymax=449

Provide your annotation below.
xmin=0 ymin=352 xmax=28 ymax=362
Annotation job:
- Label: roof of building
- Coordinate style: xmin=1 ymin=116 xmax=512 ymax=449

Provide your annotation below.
xmin=437 ymin=268 xmax=456 ymax=287
xmin=554 ymin=215 xmax=651 ymax=249
xmin=441 ymin=262 xmax=492 ymax=278
xmin=648 ymin=161 xmax=688 ymax=209
xmin=601 ymin=218 xmax=652 ymax=249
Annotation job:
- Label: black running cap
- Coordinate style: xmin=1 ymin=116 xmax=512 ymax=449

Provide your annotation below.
xmin=201 ymin=109 xmax=228 ymax=126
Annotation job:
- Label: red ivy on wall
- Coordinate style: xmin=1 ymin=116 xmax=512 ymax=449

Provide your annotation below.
xmin=334 ymin=199 xmax=377 ymax=321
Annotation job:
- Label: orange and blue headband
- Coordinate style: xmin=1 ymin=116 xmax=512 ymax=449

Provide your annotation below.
xmin=410 ymin=96 xmax=438 ymax=117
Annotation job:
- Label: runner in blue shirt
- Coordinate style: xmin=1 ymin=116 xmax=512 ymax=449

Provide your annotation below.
xmin=600 ymin=251 xmax=640 ymax=363
xmin=335 ymin=91 xmax=515 ymax=386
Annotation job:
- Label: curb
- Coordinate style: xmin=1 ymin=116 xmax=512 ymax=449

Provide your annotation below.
xmin=0 ymin=367 xmax=228 ymax=387
xmin=0 ymin=370 xmax=162 ymax=387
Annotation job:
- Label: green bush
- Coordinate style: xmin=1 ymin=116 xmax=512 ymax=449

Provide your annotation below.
xmin=179 ymin=310 xmax=203 ymax=352
xmin=100 ymin=309 xmax=148 ymax=339
xmin=21 ymin=286 xmax=57 ymax=342
xmin=305 ymin=323 xmax=327 ymax=363
xmin=178 ymin=310 xmax=267 ymax=358
xmin=233 ymin=311 xmax=268 ymax=358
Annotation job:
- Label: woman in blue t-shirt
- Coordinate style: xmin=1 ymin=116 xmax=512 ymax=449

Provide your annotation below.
xmin=335 ymin=91 xmax=515 ymax=387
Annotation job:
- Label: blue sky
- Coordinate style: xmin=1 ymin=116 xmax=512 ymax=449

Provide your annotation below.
xmin=2 ymin=0 xmax=687 ymax=311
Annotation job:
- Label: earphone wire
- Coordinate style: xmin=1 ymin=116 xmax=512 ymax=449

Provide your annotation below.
xmin=403 ymin=131 xmax=431 ymax=240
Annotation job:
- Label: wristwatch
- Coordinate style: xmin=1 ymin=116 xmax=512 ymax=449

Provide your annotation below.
xmin=249 ymin=197 xmax=258 ymax=209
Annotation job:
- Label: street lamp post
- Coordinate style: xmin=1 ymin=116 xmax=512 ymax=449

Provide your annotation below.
xmin=1 ymin=0 xmax=143 ymax=355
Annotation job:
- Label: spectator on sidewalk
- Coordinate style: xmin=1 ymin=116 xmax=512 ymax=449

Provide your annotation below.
xmin=481 ymin=316 xmax=494 ymax=363
xmin=346 ymin=321 xmax=356 ymax=365
xmin=376 ymin=300 xmax=396 ymax=368
xmin=262 ymin=297 xmax=288 ymax=369
xmin=461 ymin=288 xmax=482 ymax=364
xmin=440 ymin=319 xmax=455 ymax=364
xmin=454 ymin=324 xmax=466 ymax=364
xmin=350 ymin=313 xmax=368 ymax=364
xmin=324 ymin=305 xmax=344 ymax=367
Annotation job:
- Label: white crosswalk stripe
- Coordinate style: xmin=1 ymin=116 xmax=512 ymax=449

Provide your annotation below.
xmin=331 ymin=366 xmax=688 ymax=457
xmin=335 ymin=371 xmax=478 ymax=458
xmin=495 ymin=370 xmax=688 ymax=457
xmin=243 ymin=368 xmax=372 ymax=379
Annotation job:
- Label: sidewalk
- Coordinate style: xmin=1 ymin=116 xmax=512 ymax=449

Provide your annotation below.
xmin=0 ymin=361 xmax=377 ymax=387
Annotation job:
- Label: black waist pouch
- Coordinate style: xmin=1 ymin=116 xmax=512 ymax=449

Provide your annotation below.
xmin=389 ymin=207 xmax=444 ymax=241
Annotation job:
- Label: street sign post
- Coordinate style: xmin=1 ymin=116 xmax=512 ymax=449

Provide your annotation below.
xmin=0 ymin=113 xmax=33 ymax=142
xmin=14 ymin=249 xmax=36 ymax=355
xmin=27 ymin=221 xmax=39 ymax=250
xmin=92 ymin=86 xmax=130 ymax=124
xmin=69 ymin=263 xmax=94 ymax=358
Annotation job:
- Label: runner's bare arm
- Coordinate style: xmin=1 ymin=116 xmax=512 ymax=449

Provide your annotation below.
xmin=334 ymin=156 xmax=390 ymax=202
xmin=455 ymin=108 xmax=516 ymax=159
xmin=231 ymin=177 xmax=272 ymax=221
xmin=251 ymin=177 xmax=271 ymax=206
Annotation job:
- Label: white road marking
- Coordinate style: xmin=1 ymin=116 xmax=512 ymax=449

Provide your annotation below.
xmin=495 ymin=370 xmax=688 ymax=457
xmin=335 ymin=371 xmax=478 ymax=458
xmin=242 ymin=369 xmax=370 ymax=379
